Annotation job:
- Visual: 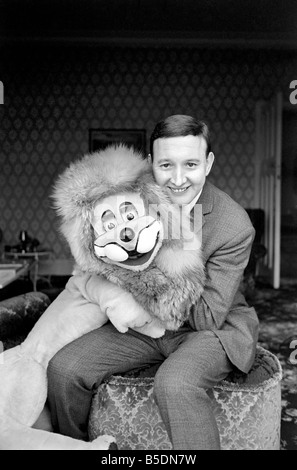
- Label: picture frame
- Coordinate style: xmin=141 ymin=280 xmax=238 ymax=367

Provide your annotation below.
xmin=89 ymin=129 xmax=146 ymax=153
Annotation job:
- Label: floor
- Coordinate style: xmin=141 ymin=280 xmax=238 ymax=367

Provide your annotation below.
xmin=248 ymin=279 xmax=297 ymax=450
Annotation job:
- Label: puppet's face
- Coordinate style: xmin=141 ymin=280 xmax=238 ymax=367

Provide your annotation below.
xmin=91 ymin=192 xmax=163 ymax=269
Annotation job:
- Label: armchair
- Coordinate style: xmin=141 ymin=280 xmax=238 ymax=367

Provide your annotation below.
xmin=0 ymin=292 xmax=51 ymax=350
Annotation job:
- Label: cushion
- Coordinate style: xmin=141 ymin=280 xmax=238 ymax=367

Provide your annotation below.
xmin=88 ymin=346 xmax=282 ymax=450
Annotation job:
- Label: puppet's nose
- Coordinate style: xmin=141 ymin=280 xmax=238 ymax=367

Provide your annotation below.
xmin=119 ymin=227 xmax=135 ymax=242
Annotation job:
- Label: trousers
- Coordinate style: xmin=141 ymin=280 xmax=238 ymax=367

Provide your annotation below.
xmin=47 ymin=322 xmax=232 ymax=450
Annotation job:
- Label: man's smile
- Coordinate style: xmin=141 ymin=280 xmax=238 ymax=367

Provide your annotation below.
xmin=168 ymin=186 xmax=190 ymax=193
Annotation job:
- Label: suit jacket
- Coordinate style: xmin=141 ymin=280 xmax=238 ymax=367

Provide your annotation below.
xmin=188 ymin=180 xmax=259 ymax=373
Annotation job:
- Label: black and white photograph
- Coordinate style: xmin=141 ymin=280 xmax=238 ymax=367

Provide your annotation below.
xmin=0 ymin=0 xmax=296 ymax=455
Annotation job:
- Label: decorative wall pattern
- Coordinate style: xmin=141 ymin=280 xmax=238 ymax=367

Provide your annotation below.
xmin=0 ymin=46 xmax=296 ymax=258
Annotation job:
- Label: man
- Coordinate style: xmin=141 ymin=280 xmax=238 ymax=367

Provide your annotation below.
xmin=47 ymin=114 xmax=259 ymax=450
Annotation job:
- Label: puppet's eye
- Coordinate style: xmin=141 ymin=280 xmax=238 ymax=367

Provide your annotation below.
xmin=126 ymin=212 xmax=135 ymax=221
xmin=106 ymin=221 xmax=116 ymax=230
xmin=101 ymin=210 xmax=117 ymax=232
xmin=120 ymin=202 xmax=138 ymax=222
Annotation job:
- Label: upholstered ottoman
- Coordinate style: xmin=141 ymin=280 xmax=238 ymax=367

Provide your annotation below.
xmin=88 ymin=346 xmax=282 ymax=450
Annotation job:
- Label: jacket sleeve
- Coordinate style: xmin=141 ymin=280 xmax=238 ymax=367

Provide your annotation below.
xmin=188 ymin=225 xmax=255 ymax=331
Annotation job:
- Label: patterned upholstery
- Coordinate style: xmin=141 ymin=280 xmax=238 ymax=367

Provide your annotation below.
xmin=0 ymin=292 xmax=51 ymax=349
xmin=89 ymin=346 xmax=282 ymax=450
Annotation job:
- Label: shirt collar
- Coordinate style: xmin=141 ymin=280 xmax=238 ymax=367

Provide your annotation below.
xmin=183 ymin=189 xmax=202 ymax=215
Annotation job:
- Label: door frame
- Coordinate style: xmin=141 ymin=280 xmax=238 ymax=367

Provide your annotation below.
xmin=254 ymin=92 xmax=282 ymax=288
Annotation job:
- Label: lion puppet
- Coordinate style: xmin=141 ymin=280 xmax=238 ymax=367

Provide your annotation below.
xmin=0 ymin=144 xmax=205 ymax=450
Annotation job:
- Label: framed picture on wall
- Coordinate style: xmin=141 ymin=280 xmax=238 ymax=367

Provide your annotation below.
xmin=89 ymin=129 xmax=146 ymax=153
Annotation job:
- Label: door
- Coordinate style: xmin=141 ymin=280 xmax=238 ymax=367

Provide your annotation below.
xmin=254 ymin=92 xmax=282 ymax=289
xmin=280 ymin=108 xmax=297 ymax=280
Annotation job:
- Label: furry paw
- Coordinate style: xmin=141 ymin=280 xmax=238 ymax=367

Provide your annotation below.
xmin=132 ymin=317 xmax=165 ymax=338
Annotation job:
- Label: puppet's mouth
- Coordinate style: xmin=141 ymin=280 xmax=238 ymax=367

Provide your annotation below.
xmin=127 ymin=249 xmax=147 ymax=260
xmin=94 ymin=219 xmax=162 ymax=269
xmin=98 ymin=234 xmax=160 ymax=269
xmin=120 ymin=243 xmax=157 ymax=266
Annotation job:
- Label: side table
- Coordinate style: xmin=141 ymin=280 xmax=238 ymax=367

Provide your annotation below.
xmin=0 ymin=261 xmax=33 ymax=289
xmin=3 ymin=251 xmax=54 ymax=291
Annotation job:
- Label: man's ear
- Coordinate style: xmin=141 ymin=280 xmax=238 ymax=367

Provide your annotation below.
xmin=147 ymin=153 xmax=153 ymax=165
xmin=206 ymin=152 xmax=215 ymax=175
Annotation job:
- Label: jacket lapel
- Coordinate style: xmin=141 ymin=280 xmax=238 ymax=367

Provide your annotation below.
xmin=192 ymin=180 xmax=214 ymax=228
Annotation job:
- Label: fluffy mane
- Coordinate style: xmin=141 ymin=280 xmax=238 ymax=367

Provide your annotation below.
xmin=52 ymin=144 xmax=205 ymax=330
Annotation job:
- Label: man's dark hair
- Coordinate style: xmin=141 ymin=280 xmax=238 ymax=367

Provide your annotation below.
xmin=149 ymin=114 xmax=211 ymax=158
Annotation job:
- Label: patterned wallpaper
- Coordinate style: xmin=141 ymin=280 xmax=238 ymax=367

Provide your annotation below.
xmin=0 ymin=45 xmax=296 ymax=258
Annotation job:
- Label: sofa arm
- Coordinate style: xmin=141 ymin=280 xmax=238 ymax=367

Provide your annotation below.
xmin=0 ymin=291 xmax=51 ymax=349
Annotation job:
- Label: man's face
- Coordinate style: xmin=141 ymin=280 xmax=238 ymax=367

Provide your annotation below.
xmin=151 ymin=135 xmax=214 ymax=206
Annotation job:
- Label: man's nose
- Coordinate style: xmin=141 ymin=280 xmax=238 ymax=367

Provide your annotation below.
xmin=170 ymin=168 xmax=187 ymax=186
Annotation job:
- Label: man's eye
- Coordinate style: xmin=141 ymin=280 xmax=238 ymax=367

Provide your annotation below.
xmin=187 ymin=162 xmax=197 ymax=168
xmin=161 ymin=163 xmax=170 ymax=169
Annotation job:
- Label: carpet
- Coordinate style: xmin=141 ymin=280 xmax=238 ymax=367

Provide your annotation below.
xmin=248 ymin=281 xmax=297 ymax=450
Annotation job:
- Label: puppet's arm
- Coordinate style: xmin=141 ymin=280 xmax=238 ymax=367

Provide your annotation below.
xmin=16 ymin=271 xmax=163 ymax=370
xmin=20 ymin=274 xmax=111 ymax=366
xmin=0 ymin=303 xmax=116 ymax=451
xmin=83 ymin=274 xmax=165 ymax=337
xmin=0 ymin=272 xmax=164 ymax=429
xmin=0 ymin=274 xmax=110 ymax=427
